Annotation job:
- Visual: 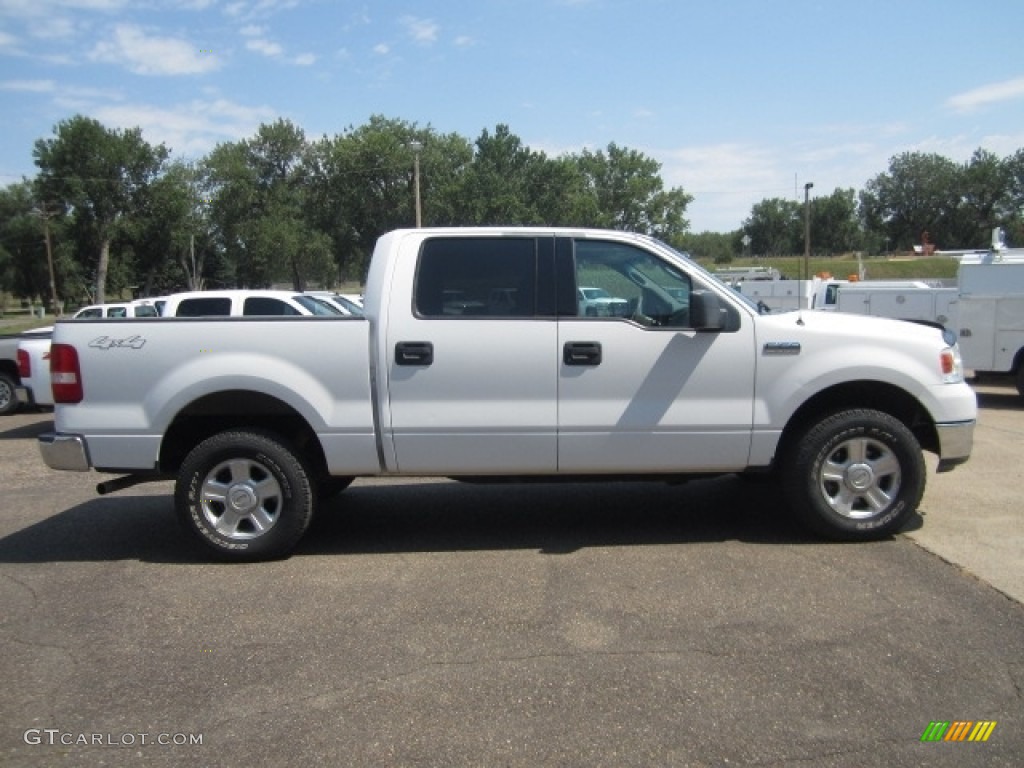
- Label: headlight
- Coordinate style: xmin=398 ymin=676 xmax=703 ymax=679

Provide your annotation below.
xmin=940 ymin=345 xmax=964 ymax=384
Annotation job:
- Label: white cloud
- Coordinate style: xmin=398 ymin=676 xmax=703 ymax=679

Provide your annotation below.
xmin=246 ymin=37 xmax=283 ymax=57
xmin=239 ymin=24 xmax=265 ymax=36
xmin=659 ymin=143 xmax=786 ymax=232
xmin=0 ymin=79 xmax=56 ymax=91
xmin=454 ymin=35 xmax=474 ymax=48
xmin=373 ymin=42 xmax=389 ymax=55
xmin=90 ymin=24 xmax=221 ymax=75
xmin=222 ymin=0 xmax=300 ymax=21
xmin=400 ymin=15 xmax=438 ymax=45
xmin=28 ymin=16 xmax=77 ymax=39
xmin=54 ymin=0 xmax=129 ymax=8
xmin=0 ymin=28 xmax=21 ymax=52
xmin=91 ymin=97 xmax=278 ymax=158
xmin=293 ymin=52 xmax=315 ymax=66
xmin=947 ymin=76 xmax=1024 ymax=113
xmin=51 ymin=83 xmax=125 ymax=109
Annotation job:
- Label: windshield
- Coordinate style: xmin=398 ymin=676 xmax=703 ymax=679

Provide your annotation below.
xmin=331 ymin=294 xmax=365 ymax=315
xmin=294 ymin=295 xmax=343 ymax=316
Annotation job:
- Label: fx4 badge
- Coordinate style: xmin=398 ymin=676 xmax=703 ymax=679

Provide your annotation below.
xmin=89 ymin=335 xmax=147 ymax=351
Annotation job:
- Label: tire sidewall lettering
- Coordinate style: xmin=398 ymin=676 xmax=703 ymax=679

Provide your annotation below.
xmin=785 ymin=408 xmax=924 ymax=541
xmin=175 ymin=430 xmax=313 ymax=560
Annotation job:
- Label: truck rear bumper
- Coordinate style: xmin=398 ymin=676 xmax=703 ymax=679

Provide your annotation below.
xmin=38 ymin=432 xmax=91 ymax=472
xmin=934 ymin=420 xmax=975 ymax=473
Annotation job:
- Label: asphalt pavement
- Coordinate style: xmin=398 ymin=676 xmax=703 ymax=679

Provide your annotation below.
xmin=0 ymin=388 xmax=1021 ymax=767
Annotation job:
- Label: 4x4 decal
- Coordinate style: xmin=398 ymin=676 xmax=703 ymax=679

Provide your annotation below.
xmin=88 ymin=335 xmax=146 ymax=351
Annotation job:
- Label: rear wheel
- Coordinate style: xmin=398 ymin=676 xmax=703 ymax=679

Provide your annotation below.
xmin=0 ymin=372 xmax=19 ymax=416
xmin=175 ymin=430 xmax=314 ymax=561
xmin=783 ymin=409 xmax=924 ymax=540
xmin=1016 ymin=364 xmax=1024 ymax=398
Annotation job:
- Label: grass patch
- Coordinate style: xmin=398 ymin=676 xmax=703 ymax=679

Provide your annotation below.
xmin=0 ymin=315 xmax=55 ymax=336
xmin=696 ymin=256 xmax=960 ymax=281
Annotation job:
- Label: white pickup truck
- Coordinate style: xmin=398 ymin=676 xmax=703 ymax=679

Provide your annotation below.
xmin=38 ymin=227 xmax=977 ymax=560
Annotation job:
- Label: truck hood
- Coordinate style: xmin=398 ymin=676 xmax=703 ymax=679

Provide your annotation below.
xmin=755 ymin=309 xmax=950 ymax=347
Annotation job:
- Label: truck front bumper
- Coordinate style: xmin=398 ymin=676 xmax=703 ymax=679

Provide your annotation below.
xmin=934 ymin=420 xmax=975 ymax=473
xmin=38 ymin=432 xmax=91 ymax=472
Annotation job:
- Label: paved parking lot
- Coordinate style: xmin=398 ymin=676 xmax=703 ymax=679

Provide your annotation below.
xmin=1 ymin=386 xmax=1021 ymax=767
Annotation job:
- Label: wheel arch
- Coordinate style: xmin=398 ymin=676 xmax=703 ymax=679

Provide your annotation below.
xmin=775 ymin=380 xmax=939 ymax=468
xmin=159 ymin=389 xmax=328 ymax=479
xmin=0 ymin=359 xmax=20 ymax=383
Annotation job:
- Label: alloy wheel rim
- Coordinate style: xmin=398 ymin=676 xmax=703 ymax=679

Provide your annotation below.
xmin=199 ymin=458 xmax=282 ymax=540
xmin=818 ymin=436 xmax=902 ymax=520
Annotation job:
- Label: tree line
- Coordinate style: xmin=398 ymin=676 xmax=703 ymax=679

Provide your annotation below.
xmin=1 ymin=113 xmax=1023 ymax=309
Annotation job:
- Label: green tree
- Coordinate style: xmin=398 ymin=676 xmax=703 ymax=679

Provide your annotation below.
xmin=953 ymin=149 xmax=1014 ymax=248
xmin=456 ymin=124 xmax=544 ymax=224
xmin=812 ymin=188 xmax=862 ymax=255
xmin=679 ymin=231 xmax=737 ymax=263
xmin=33 ymin=115 xmax=168 ymax=303
xmin=743 ymin=198 xmax=801 ymax=256
xmin=0 ymin=181 xmax=80 ymax=310
xmin=572 ymin=143 xmax=692 ymax=242
xmin=306 ymin=116 xmax=448 ymax=279
xmin=129 ymin=161 xmax=213 ymax=294
xmin=859 ymin=152 xmax=962 ymax=251
xmin=205 ymin=119 xmax=333 ymax=289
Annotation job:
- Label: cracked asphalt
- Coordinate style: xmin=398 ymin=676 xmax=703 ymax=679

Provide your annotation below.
xmin=1 ymin=387 xmax=1021 ymax=767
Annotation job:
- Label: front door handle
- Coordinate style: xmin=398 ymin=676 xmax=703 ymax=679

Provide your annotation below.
xmin=564 ymin=341 xmax=602 ymax=366
xmin=396 ymin=341 xmax=434 ymax=366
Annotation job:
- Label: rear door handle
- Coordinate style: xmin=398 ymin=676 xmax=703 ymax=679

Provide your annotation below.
xmin=395 ymin=341 xmax=434 ymax=366
xmin=563 ymin=341 xmax=602 ymax=366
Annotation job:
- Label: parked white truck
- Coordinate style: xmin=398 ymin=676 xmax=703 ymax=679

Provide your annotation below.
xmin=0 ymin=327 xmax=53 ymax=415
xmin=809 ymin=232 xmax=1024 ymax=396
xmin=38 ymin=227 xmax=976 ymax=560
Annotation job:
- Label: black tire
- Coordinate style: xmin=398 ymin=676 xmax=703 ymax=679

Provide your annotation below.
xmin=0 ymin=371 xmax=20 ymax=416
xmin=1016 ymin=364 xmax=1024 ymax=398
xmin=175 ymin=430 xmax=314 ymax=561
xmin=782 ymin=409 xmax=925 ymax=540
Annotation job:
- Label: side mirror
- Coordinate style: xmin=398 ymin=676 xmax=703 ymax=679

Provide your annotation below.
xmin=690 ymin=290 xmax=724 ymax=332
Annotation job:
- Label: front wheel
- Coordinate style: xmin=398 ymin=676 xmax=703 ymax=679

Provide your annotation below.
xmin=175 ymin=430 xmax=314 ymax=561
xmin=782 ymin=409 xmax=925 ymax=540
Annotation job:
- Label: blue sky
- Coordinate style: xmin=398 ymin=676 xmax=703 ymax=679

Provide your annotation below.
xmin=2 ymin=0 xmax=1024 ymax=234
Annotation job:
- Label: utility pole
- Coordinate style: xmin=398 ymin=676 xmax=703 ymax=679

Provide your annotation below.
xmin=409 ymin=140 xmax=423 ymax=228
xmin=34 ymin=205 xmax=60 ymax=316
xmin=803 ymin=182 xmax=814 ymax=282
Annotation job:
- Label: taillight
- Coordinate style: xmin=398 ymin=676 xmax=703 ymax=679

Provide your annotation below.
xmin=49 ymin=343 xmax=83 ymax=403
xmin=17 ymin=348 xmax=29 ymax=378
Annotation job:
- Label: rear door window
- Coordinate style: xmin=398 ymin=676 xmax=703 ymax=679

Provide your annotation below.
xmin=415 ymin=237 xmax=537 ymax=318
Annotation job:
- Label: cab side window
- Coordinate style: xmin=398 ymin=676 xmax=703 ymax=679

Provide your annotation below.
xmin=574 ymin=240 xmax=693 ymax=328
xmin=415 ymin=238 xmax=537 ymax=318
xmin=176 ymin=298 xmax=231 ymax=317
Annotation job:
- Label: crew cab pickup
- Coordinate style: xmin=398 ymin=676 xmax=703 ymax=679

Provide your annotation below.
xmin=38 ymin=227 xmax=977 ymax=560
